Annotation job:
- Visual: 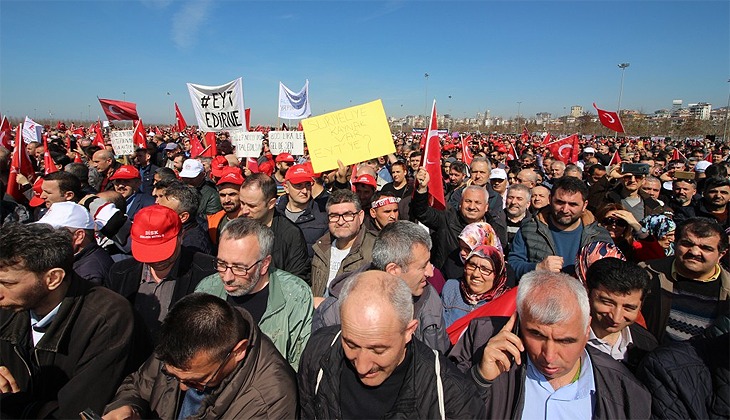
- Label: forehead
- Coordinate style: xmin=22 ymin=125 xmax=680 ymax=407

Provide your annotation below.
xmin=591 ymin=284 xmax=644 ymax=303
xmin=218 ymin=235 xmax=259 ymax=258
xmin=239 ymin=186 xmax=265 ymax=202
xmin=42 ymin=179 xmax=60 ymax=190
xmin=329 ymin=202 xmax=357 ymax=213
xmin=471 ymin=162 xmax=488 ymax=171
xmin=217 ymin=186 xmax=239 ymax=195
xmin=552 ymin=189 xmax=584 ymax=202
xmin=374 ymin=203 xmax=398 ymax=213
xmin=507 ymin=189 xmax=528 ymax=198
xmin=678 ymin=230 xmax=721 ymax=247
xmin=462 ymin=189 xmax=486 ymax=201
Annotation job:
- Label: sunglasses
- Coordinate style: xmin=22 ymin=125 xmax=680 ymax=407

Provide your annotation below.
xmin=602 ymin=218 xmax=628 ymax=227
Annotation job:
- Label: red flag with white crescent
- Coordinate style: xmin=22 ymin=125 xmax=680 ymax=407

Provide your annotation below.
xmin=189 ymin=133 xmax=205 ymax=158
xmin=6 ymin=124 xmax=35 ymax=202
xmin=0 ymin=115 xmax=12 ymax=150
xmin=43 ymin=136 xmax=58 ymax=175
xmin=92 ymin=123 xmax=105 ymax=148
xmin=98 ymin=98 xmax=140 ymax=121
xmin=546 ymin=134 xmax=580 ymax=164
xmin=133 ymin=120 xmax=147 ymax=150
xmin=593 ymin=103 xmax=625 ymax=133
xmin=506 ymin=142 xmax=518 ymax=162
xmin=203 ymin=132 xmax=217 ymax=157
xmin=422 ymin=100 xmax=446 ymax=210
xmin=174 ymin=103 xmax=187 ymax=132
xmin=460 ymin=134 xmax=474 ymax=166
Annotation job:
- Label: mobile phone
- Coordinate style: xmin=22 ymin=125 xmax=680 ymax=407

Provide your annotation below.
xmin=620 ymin=163 xmax=650 ymax=176
xmin=674 ymin=170 xmax=696 ymax=180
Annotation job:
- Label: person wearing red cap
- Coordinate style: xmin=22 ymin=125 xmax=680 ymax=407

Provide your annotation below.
xmin=272 ymin=152 xmax=295 ymax=197
xmin=207 ymin=167 xmax=245 ymax=245
xmin=110 ymin=164 xmax=156 ymax=221
xmin=107 ymin=205 xmax=217 ymax=346
xmin=275 ymin=164 xmax=329 ymax=258
xmin=352 ymin=173 xmax=377 ymax=211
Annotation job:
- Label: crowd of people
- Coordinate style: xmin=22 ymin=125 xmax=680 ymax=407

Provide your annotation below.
xmin=0 ymin=124 xmax=728 ymax=419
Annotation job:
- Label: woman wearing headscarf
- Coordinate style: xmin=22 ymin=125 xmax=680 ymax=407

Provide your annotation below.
xmin=633 ymin=213 xmax=676 ymax=262
xmin=575 ymin=240 xmax=627 ymax=286
xmin=441 ymin=222 xmax=503 ymax=280
xmin=442 ymin=244 xmax=514 ymax=328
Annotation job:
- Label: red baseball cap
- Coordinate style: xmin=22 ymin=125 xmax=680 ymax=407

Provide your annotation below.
xmin=110 ymin=165 xmax=140 ymax=180
xmin=216 ymin=167 xmax=244 ymax=186
xmin=210 ymin=155 xmax=230 ymax=178
xmin=130 ymin=205 xmax=181 ymax=263
xmin=352 ymin=174 xmax=377 ymax=188
xmin=285 ymin=164 xmax=315 ymax=184
xmin=275 ymin=152 xmax=295 ymax=163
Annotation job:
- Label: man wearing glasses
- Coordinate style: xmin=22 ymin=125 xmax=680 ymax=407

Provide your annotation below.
xmin=103 ymin=293 xmax=297 ymax=419
xmin=311 ymin=189 xmax=376 ymax=300
xmin=195 ymin=218 xmax=313 ymax=370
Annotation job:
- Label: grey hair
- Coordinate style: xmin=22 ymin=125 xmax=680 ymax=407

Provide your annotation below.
xmin=339 ymin=270 xmax=414 ymax=328
xmin=219 ymin=218 xmax=274 ymax=259
xmin=644 ymin=175 xmax=661 ymax=186
xmin=470 ymin=156 xmax=492 ymax=172
xmin=463 ymin=185 xmax=488 ymax=201
xmin=372 ymin=221 xmax=432 ymax=270
xmin=516 ymin=270 xmax=590 ymax=330
xmin=507 ymin=183 xmax=532 ymax=200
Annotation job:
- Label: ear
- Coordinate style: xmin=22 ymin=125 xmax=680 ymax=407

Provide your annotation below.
xmin=384 ymin=262 xmax=401 ymax=276
xmin=232 ymin=338 xmax=250 ymax=363
xmin=266 ymin=197 xmax=276 ymax=211
xmin=369 ymin=207 xmax=377 ymax=219
xmin=404 ymin=318 xmax=419 ymax=344
xmin=178 ymin=211 xmax=190 ymax=224
xmin=44 ymin=268 xmax=66 ymax=291
xmin=357 ymin=209 xmax=365 ymax=225
xmin=63 ymin=191 xmax=75 ymax=201
xmin=259 ymin=255 xmax=272 ymax=276
xmin=71 ymin=228 xmax=86 ymax=248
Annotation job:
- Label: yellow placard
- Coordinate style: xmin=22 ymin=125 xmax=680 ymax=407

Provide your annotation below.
xmin=301 ymin=99 xmax=395 ymax=173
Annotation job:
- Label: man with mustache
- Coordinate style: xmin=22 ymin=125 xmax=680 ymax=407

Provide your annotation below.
xmin=640 ymin=217 xmax=729 ymax=342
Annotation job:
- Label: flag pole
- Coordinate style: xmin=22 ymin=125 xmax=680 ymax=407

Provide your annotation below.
xmin=616 ymin=62 xmax=630 ymax=140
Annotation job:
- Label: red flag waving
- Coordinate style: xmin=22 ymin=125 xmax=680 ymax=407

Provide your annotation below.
xmin=174 ymin=103 xmax=187 ymax=132
xmin=422 ymin=100 xmax=446 ymax=210
xmin=6 ymin=124 xmax=35 ymax=201
xmin=133 ymin=120 xmax=147 ymax=150
xmin=506 ymin=142 xmax=518 ymax=162
xmin=92 ymin=123 xmax=105 ymax=148
xmin=189 ymin=133 xmax=205 ymax=158
xmin=461 ymin=135 xmax=474 ymax=166
xmin=672 ymin=148 xmax=686 ymax=162
xmin=521 ymin=126 xmax=529 ymax=142
xmin=0 ymin=115 xmax=12 ymax=150
xmin=245 ymin=108 xmax=251 ymax=131
xmin=542 ymin=132 xmax=553 ymax=145
xmin=608 ymin=150 xmax=622 ymax=166
xmin=593 ymin=103 xmax=625 ymax=133
xmin=203 ymin=132 xmax=217 ymax=157
xmin=704 ymin=152 xmax=713 ymax=162
xmin=446 ymin=287 xmax=518 ymax=344
xmin=43 ymin=137 xmax=58 ymax=175
xmin=98 ymin=98 xmax=140 ymax=121
xmin=547 ymin=134 xmax=580 ymax=164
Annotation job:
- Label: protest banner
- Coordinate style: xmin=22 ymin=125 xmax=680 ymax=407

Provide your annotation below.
xmin=23 ymin=117 xmax=43 ymax=144
xmin=110 ymin=130 xmax=134 ymax=156
xmin=278 ymin=80 xmax=311 ymax=119
xmin=187 ymin=77 xmax=246 ymax=132
xmin=268 ymin=130 xmax=304 ymax=155
xmin=301 ymin=99 xmax=395 ymax=173
xmin=231 ymin=129 xmax=263 ymax=158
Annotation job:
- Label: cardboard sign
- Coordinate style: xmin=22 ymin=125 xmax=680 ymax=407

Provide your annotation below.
xmin=301 ymin=99 xmax=395 ymax=173
xmin=232 ymin=130 xmax=263 ymax=158
xmin=268 ymin=131 xmax=304 ymax=155
xmin=110 ymin=130 xmax=134 ymax=156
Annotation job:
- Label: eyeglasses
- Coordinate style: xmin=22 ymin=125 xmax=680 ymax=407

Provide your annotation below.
xmin=464 ymin=261 xmax=494 ymax=276
xmin=214 ymin=258 xmax=264 ymax=277
xmin=161 ymin=349 xmax=233 ymax=392
xmin=328 ymin=212 xmax=358 ymax=223
xmin=602 ymin=218 xmax=627 ymax=227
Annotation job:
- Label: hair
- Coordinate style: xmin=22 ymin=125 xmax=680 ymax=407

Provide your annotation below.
xmin=391 ymin=161 xmax=408 ymax=173
xmin=703 ymin=176 xmax=730 ymax=194
xmin=44 ymin=171 xmax=82 ymax=201
xmin=219 ymin=218 xmax=275 ymax=259
xmin=241 ymin=173 xmax=277 ymax=202
xmin=450 ymin=161 xmax=468 ymax=174
xmin=517 ymin=270 xmax=590 ymax=331
xmin=372 ymin=221 xmax=432 ymax=270
xmin=586 ymin=164 xmax=606 ymax=177
xmin=64 ymin=162 xmax=89 ymax=184
xmin=339 ymin=270 xmax=414 ymax=328
xmin=155 ymin=293 xmax=250 ymax=369
xmin=470 ymin=156 xmax=492 ymax=172
xmin=550 ymin=160 xmax=566 ymax=170
xmin=517 ymin=168 xmax=538 ymax=184
xmin=463 ymin=185 xmax=489 ymax=202
xmin=163 ymin=181 xmax=200 ymax=218
xmin=0 ymin=222 xmax=74 ymax=275
xmin=677 ymin=217 xmax=729 ymax=253
xmin=705 ymin=164 xmax=728 ymax=179
xmin=586 ymin=258 xmax=650 ymax=300
xmin=95 ymin=149 xmax=114 ymax=160
xmin=564 ymin=164 xmax=582 ymax=178
xmin=644 ymin=175 xmax=661 ymax=186
xmin=409 ymin=151 xmax=421 ymax=159
xmin=155 ymin=167 xmax=178 ymax=183
xmin=552 ymin=175 xmax=589 ymax=201
xmin=507 ymin=183 xmax=532 ymax=200
xmin=326 ymin=188 xmax=362 ymax=212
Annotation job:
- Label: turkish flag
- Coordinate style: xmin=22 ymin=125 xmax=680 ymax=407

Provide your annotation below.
xmin=98 ymin=98 xmax=140 ymax=121
xmin=174 ymin=102 xmax=187 ymax=132
xmin=547 ymin=134 xmax=580 ymax=164
xmin=446 ymin=287 xmax=517 ymax=345
xmin=74 ymin=152 xmax=83 ymax=163
xmin=422 ymin=100 xmax=445 ymax=210
xmin=246 ymin=157 xmax=259 ymax=173
xmin=245 ymin=108 xmax=251 ymax=131
xmin=203 ymin=132 xmax=217 ymax=157
xmin=72 ymin=127 xmax=84 ymax=137
xmin=6 ymin=124 xmax=35 ymax=202
xmin=0 ymin=115 xmax=12 ymax=150
xmin=349 ymin=164 xmax=358 ymax=192
xmin=154 ymin=126 xmax=162 ymax=136
xmin=133 ymin=120 xmax=147 ymax=150
xmin=190 ymin=133 xmax=205 ymax=158
xmin=43 ymin=137 xmax=58 ymax=175
xmin=460 ymin=134 xmax=474 ymax=166
xmin=672 ymin=148 xmax=686 ymax=162
xmin=521 ymin=126 xmax=529 ymax=142
xmin=542 ymin=132 xmax=553 ymax=145
xmin=608 ymin=150 xmax=622 ymax=166
xmin=593 ymin=103 xmax=625 ymax=133
xmin=506 ymin=142 xmax=518 ymax=162
xmin=92 ymin=123 xmax=105 ymax=148
xmin=705 ymin=152 xmax=713 ymax=162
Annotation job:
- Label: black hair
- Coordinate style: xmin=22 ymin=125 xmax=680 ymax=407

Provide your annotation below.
xmin=155 ymin=293 xmax=250 ymax=369
xmin=0 ymin=222 xmax=74 ymax=275
xmin=163 ymin=182 xmax=200 ymax=218
xmin=676 ymin=217 xmax=729 ymax=254
xmin=703 ymin=176 xmax=730 ymax=193
xmin=154 ymin=167 xmax=178 ymax=183
xmin=552 ymin=175 xmax=589 ymax=201
xmin=586 ymin=258 xmax=650 ymax=299
xmin=450 ymin=161 xmax=468 ymax=174
xmin=44 ymin=171 xmax=82 ymax=202
xmin=242 ymin=173 xmax=277 ymax=202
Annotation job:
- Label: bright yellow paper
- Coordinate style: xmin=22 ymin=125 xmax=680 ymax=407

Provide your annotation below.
xmin=302 ymin=99 xmax=395 ymax=173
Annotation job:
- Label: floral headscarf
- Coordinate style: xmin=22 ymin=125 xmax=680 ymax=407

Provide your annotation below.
xmin=575 ymin=241 xmax=626 ymax=285
xmin=460 ymin=245 xmax=509 ymax=304
xmin=458 ymin=222 xmax=503 ymax=263
xmin=641 ymin=214 xmax=676 ymax=239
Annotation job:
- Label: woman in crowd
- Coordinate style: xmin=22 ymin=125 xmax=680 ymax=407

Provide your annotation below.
xmin=633 ymin=213 xmax=676 ymax=262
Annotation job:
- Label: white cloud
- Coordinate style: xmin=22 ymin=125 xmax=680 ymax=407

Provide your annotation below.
xmin=171 ymin=0 xmax=213 ymax=49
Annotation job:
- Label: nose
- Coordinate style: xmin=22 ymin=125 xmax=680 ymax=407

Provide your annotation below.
xmin=542 ymin=340 xmax=557 ymax=364
xmin=352 ymin=351 xmax=374 ymax=376
xmin=220 ymin=267 xmax=235 ymax=282
xmin=610 ymin=306 xmax=623 ymax=323
xmin=425 ymin=262 xmax=434 ymax=278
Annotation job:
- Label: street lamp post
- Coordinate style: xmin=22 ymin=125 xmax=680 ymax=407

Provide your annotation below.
xmin=516 ymin=101 xmax=522 ymax=131
xmin=616 ymin=62 xmax=630 ymax=138
xmin=424 ymin=73 xmax=429 ymax=121
xmin=724 ymin=79 xmax=730 ymax=142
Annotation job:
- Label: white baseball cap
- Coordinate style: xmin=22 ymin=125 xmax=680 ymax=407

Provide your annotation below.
xmin=38 ymin=202 xmax=94 ymax=230
xmin=694 ymin=160 xmax=711 ymax=173
xmin=489 ymin=168 xmax=508 ymax=180
xmin=179 ymin=159 xmax=204 ymax=178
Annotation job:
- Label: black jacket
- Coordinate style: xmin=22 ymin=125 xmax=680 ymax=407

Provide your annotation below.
xmin=588 ymin=176 xmax=665 ymax=216
xmin=73 ymin=241 xmax=114 ymax=286
xmin=181 ymin=218 xmax=214 ymax=256
xmin=0 ymin=276 xmax=138 ymax=419
xmin=298 ymin=325 xmax=486 ymax=419
xmin=637 ymin=333 xmax=729 ymax=419
xmin=275 ymin=193 xmax=329 ymax=259
xmin=270 ymin=211 xmax=311 ymax=283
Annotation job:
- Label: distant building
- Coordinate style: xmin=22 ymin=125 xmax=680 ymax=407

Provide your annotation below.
xmin=570 ymin=106 xmax=583 ymax=117
xmin=688 ymin=102 xmax=712 ymax=120
xmin=672 ymin=99 xmax=683 ymax=114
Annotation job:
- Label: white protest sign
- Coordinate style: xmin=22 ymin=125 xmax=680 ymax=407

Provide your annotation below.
xmin=278 ymin=80 xmax=311 ymax=119
xmin=232 ymin=130 xmax=263 ymax=158
xmin=110 ymin=130 xmax=134 ymax=156
xmin=268 ymin=131 xmax=304 ymax=155
xmin=187 ymin=77 xmax=246 ymax=132
xmin=22 ymin=117 xmax=43 ymax=144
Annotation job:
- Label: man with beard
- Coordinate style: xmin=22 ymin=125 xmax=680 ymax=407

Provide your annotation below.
xmin=668 ymin=178 xmax=698 ymax=213
xmin=207 ymin=168 xmax=245 ymax=246
xmin=639 ymin=217 xmax=729 ymax=342
xmin=675 ymin=177 xmax=730 ymax=230
xmin=195 ymin=218 xmax=312 ymax=370
xmin=504 ymin=183 xmax=532 ymax=256
xmin=588 ymin=163 xmax=664 ymax=219
xmin=110 ymin=165 xmax=156 ymax=221
xmin=509 ymin=176 xmax=612 ymax=278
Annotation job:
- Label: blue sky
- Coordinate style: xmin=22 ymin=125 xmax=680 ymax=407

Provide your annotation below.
xmin=1 ymin=0 xmax=728 ymax=126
